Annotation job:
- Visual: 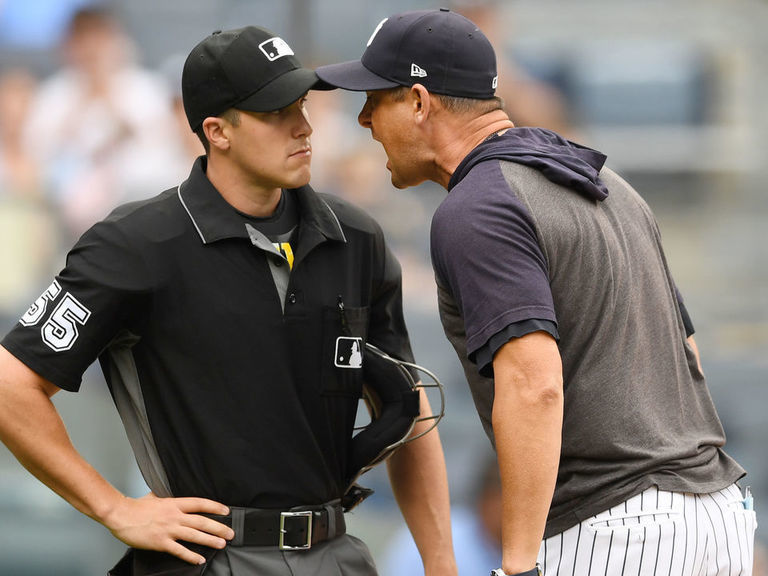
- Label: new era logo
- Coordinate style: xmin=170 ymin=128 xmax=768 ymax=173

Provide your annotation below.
xmin=335 ymin=337 xmax=363 ymax=369
xmin=259 ymin=37 xmax=294 ymax=61
xmin=410 ymin=63 xmax=427 ymax=78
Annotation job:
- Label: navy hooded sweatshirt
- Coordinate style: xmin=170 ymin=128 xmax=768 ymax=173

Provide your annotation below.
xmin=434 ymin=128 xmax=610 ymax=374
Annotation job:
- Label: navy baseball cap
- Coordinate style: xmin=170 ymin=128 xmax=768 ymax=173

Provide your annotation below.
xmin=315 ymin=8 xmax=498 ymax=99
xmin=182 ymin=26 xmax=325 ymax=130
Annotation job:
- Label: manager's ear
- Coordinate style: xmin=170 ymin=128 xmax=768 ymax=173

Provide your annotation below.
xmin=410 ymin=83 xmax=432 ymax=125
xmin=202 ymin=116 xmax=231 ymax=151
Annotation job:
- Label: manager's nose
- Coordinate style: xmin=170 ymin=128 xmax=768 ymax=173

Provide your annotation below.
xmin=357 ymin=99 xmax=372 ymax=128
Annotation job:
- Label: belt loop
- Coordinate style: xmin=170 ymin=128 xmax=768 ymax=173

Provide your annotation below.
xmin=324 ymin=503 xmax=336 ymax=539
xmin=231 ymin=507 xmax=245 ymax=547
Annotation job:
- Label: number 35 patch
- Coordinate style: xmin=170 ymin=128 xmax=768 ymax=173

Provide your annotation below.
xmin=20 ymin=280 xmax=92 ymax=352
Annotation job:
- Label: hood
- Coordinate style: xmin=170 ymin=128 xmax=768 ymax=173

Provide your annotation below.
xmin=448 ymin=127 xmax=610 ymax=202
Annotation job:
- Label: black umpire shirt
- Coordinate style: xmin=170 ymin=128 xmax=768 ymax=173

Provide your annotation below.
xmin=2 ymin=157 xmax=415 ymax=508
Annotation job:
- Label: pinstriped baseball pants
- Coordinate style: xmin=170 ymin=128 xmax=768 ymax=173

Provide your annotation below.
xmin=538 ymin=484 xmax=757 ymax=576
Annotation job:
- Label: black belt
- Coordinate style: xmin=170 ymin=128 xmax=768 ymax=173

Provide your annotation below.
xmin=207 ymin=501 xmax=346 ymax=550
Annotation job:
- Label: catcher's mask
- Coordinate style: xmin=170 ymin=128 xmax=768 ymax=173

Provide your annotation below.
xmin=343 ymin=343 xmax=445 ymax=510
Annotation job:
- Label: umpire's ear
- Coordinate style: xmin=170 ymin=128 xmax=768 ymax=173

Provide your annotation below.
xmin=202 ymin=115 xmax=231 ymax=152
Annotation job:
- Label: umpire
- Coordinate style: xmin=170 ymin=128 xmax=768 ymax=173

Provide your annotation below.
xmin=0 ymin=26 xmax=456 ymax=576
xmin=316 ymin=9 xmax=755 ymax=576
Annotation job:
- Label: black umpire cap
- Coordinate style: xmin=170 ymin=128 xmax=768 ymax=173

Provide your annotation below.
xmin=182 ymin=25 xmax=326 ymax=131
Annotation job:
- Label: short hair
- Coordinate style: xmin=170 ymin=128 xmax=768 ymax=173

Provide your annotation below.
xmin=435 ymin=93 xmax=505 ymax=116
xmin=389 ymin=85 xmax=505 ymax=116
xmin=194 ymin=108 xmax=241 ymax=154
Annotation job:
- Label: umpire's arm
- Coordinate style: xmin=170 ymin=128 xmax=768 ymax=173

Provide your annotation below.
xmin=370 ymin=242 xmax=457 ymax=575
xmin=387 ymin=387 xmax=457 ymax=576
xmin=0 ymin=345 xmax=234 ymax=565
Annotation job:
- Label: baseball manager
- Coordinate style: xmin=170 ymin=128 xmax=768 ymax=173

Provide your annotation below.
xmin=316 ymin=9 xmax=755 ymax=576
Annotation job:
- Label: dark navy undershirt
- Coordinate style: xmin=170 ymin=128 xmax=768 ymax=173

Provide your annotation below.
xmin=474 ymin=318 xmax=559 ymax=378
xmin=239 ymin=189 xmax=299 ymax=243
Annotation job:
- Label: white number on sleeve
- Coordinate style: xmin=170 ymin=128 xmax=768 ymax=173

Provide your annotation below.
xmin=41 ymin=293 xmax=91 ymax=352
xmin=20 ymin=281 xmax=62 ymax=326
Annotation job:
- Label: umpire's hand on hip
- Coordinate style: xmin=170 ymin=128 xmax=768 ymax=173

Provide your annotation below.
xmin=103 ymin=492 xmax=234 ymax=565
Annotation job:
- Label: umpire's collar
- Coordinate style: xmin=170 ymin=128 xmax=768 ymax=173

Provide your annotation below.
xmin=177 ymin=156 xmax=346 ymax=245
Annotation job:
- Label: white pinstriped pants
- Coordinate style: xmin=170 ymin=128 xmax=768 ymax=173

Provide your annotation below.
xmin=538 ymin=484 xmax=757 ymax=576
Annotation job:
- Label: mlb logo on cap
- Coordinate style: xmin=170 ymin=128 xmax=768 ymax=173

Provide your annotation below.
xmin=335 ymin=337 xmax=363 ymax=368
xmin=259 ymin=37 xmax=294 ymax=61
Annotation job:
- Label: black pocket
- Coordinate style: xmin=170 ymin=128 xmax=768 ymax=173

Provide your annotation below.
xmin=320 ymin=305 xmax=369 ymax=397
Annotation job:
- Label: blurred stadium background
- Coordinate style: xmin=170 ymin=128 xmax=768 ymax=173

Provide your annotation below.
xmin=1 ymin=0 xmax=766 ymax=574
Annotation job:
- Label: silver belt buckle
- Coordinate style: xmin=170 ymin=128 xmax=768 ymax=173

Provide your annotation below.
xmin=279 ymin=510 xmax=313 ymax=550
